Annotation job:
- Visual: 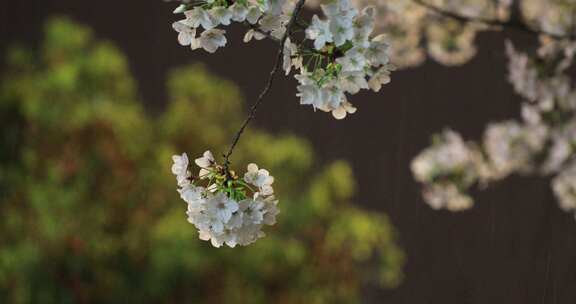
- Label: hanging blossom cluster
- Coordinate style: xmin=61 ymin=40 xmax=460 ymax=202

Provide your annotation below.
xmin=289 ymin=0 xmax=394 ymax=119
xmin=411 ymin=41 xmax=576 ymax=218
xmin=171 ymin=0 xmax=394 ymax=119
xmin=171 ymin=151 xmax=279 ymax=247
xmin=411 ymin=130 xmax=483 ymax=211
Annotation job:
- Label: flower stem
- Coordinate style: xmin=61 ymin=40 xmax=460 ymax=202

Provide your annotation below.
xmin=222 ymin=0 xmax=308 ymax=170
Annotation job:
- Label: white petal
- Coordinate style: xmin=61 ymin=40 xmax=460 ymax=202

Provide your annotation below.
xmin=332 ymin=107 xmax=347 ymax=119
xmin=247 ymin=163 xmax=259 ymax=173
xmin=178 ymin=32 xmax=192 ymax=46
xmin=199 ymin=230 xmax=211 ymax=241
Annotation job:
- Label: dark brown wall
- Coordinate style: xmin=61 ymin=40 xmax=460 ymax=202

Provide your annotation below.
xmin=2 ymin=1 xmax=576 ymax=303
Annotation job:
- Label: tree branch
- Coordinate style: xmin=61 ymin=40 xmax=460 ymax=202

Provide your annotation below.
xmin=412 ymin=0 xmax=575 ymax=41
xmin=223 ymin=0 xmax=307 ymax=170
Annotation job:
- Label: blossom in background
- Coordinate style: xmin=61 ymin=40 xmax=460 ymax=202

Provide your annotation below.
xmin=411 ymin=42 xmax=576 ymax=217
xmin=543 ymin=121 xmax=576 ymax=174
xmin=426 ymin=20 xmax=477 ymax=66
xmin=423 ymin=183 xmax=473 ymax=212
xmin=521 ymin=0 xmax=576 ymax=38
xmin=552 ymin=161 xmax=576 ymax=214
xmin=412 ymin=122 xmax=548 ymax=211
xmin=411 ymin=129 xmax=482 ymax=211
xmin=171 ymin=151 xmax=279 ymax=248
xmin=483 ymin=121 xmax=548 ymax=179
xmin=411 ymin=130 xmax=479 ymax=183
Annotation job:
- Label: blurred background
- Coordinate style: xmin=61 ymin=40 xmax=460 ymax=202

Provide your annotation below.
xmin=1 ymin=0 xmax=576 ymax=303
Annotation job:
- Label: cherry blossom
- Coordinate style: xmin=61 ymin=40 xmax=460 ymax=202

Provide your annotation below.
xmin=306 ymin=15 xmax=333 ymax=50
xmin=184 ymin=7 xmax=215 ymax=30
xmin=412 ymin=41 xmax=576 ymax=216
xmin=172 ymin=153 xmax=192 ymax=187
xmin=172 ymin=150 xmax=278 ymax=248
xmin=552 ymin=161 xmax=576 ymax=214
xmin=244 ymin=163 xmax=275 ymax=196
xmin=171 ymin=0 xmax=394 ymax=120
xmin=198 ymin=29 xmax=227 ymax=53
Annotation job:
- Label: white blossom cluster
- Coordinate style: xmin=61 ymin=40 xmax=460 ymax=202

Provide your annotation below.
xmin=412 ymin=123 xmax=549 ymax=211
xmin=543 ymin=120 xmax=576 ymax=174
xmin=411 ymin=130 xmax=481 ymax=211
xmin=170 ymin=0 xmax=394 ymax=119
xmin=411 ymin=41 xmax=576 ymax=215
xmin=171 ymin=151 xmax=279 ymax=248
xmin=287 ymin=0 xmax=394 ymax=119
xmin=521 ymin=0 xmax=576 ymax=38
xmin=482 ymin=121 xmax=548 ymax=179
xmin=422 ymin=183 xmax=473 ymax=212
xmin=552 ymin=161 xmax=576 ymax=215
xmin=171 ymin=0 xmax=291 ymax=53
xmin=506 ymin=42 xmax=576 ymax=175
xmin=506 ymin=41 xmax=575 ymax=107
xmin=411 ymin=130 xmax=479 ymax=183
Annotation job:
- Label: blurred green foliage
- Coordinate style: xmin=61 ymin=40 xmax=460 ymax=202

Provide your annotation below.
xmin=0 ymin=17 xmax=404 ymax=304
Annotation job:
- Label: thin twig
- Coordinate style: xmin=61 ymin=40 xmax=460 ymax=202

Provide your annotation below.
xmin=223 ymin=0 xmax=307 ymax=170
xmin=412 ymin=0 xmax=575 ymax=41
